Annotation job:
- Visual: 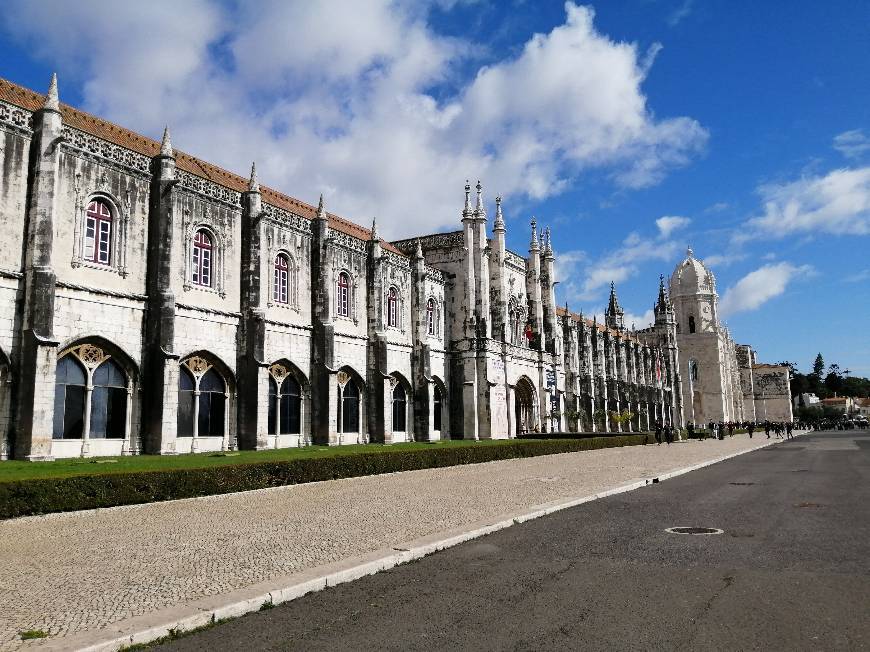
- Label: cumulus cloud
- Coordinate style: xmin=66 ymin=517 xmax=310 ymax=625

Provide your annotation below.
xmin=742 ymin=167 xmax=870 ymax=239
xmin=2 ymin=1 xmax=707 ymax=238
xmin=719 ymin=262 xmax=813 ymax=317
xmin=655 ymin=215 xmax=691 ymax=238
xmin=833 ymin=129 xmax=870 ymax=159
xmin=560 ymin=217 xmax=685 ymax=304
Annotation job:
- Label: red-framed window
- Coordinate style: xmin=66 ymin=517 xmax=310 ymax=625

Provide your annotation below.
xmin=387 ymin=287 xmax=398 ymax=327
xmin=84 ymin=199 xmax=112 ymax=265
xmin=337 ymin=272 xmax=350 ymax=317
xmin=274 ymin=254 xmax=289 ymax=304
xmin=192 ymin=229 xmax=213 ymax=287
xmin=426 ymin=298 xmax=436 ymax=335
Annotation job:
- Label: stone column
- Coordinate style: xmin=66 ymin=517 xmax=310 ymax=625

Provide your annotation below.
xmin=14 ymin=75 xmax=63 ymax=461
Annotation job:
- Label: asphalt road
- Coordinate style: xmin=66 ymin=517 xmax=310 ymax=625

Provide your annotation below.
xmin=158 ymin=431 xmax=870 ymax=651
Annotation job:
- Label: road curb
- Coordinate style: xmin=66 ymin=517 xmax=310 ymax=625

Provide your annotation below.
xmin=25 ymin=436 xmax=799 ymax=652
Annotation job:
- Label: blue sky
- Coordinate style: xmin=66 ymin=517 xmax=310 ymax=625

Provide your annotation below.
xmin=1 ymin=0 xmax=868 ymax=374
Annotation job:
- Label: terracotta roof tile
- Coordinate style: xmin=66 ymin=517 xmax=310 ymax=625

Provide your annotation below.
xmin=0 ymin=77 xmax=405 ymax=256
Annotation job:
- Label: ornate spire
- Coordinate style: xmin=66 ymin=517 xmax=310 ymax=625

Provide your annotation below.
xmin=248 ymin=162 xmax=259 ymax=192
xmin=605 ymin=281 xmax=625 ymax=330
xmin=657 ymin=273 xmax=668 ymax=307
xmin=530 ymin=218 xmax=539 ymax=251
xmin=543 ymin=226 xmax=553 ymax=256
xmin=316 ymin=193 xmax=326 ymax=220
xmin=371 ymin=217 xmax=379 ymax=241
xmin=474 ymin=180 xmax=485 ymax=216
xmin=415 ymin=238 xmax=423 ymax=259
xmin=160 ymin=126 xmax=173 ymax=157
xmin=43 ymin=72 xmax=59 ymax=111
xmin=686 ymin=245 xmax=694 ymax=259
xmin=462 ymin=180 xmax=472 ymax=219
xmin=493 ymin=195 xmax=505 ymax=231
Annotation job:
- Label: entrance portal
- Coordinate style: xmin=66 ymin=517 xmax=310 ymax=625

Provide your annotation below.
xmin=514 ymin=377 xmax=536 ymax=435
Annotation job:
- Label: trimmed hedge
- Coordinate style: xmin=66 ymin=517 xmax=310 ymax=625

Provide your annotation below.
xmin=0 ymin=435 xmax=648 ymax=519
xmin=517 ymin=431 xmax=652 ymax=440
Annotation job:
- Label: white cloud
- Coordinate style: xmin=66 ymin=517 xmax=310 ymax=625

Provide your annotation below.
xmin=560 ymin=216 xmax=684 ymax=304
xmin=655 ymin=215 xmax=691 ymax=238
xmin=719 ymin=262 xmax=813 ymax=317
xmin=667 ymin=0 xmax=693 ymax=27
xmin=845 ymin=269 xmax=870 ymax=283
xmin=833 ymin=129 xmax=870 ymax=159
xmin=742 ymin=167 xmax=870 ymax=239
xmin=703 ymin=252 xmax=746 ymax=268
xmin=623 ymin=308 xmax=655 ymax=329
xmin=2 ymin=1 xmax=707 ymax=239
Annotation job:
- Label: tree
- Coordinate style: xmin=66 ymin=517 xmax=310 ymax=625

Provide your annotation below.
xmin=778 ymin=361 xmax=799 ymax=377
xmin=812 ymin=353 xmax=825 ymax=377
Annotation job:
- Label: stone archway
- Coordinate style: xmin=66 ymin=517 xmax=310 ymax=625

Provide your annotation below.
xmin=514 ymin=376 xmax=537 ymax=435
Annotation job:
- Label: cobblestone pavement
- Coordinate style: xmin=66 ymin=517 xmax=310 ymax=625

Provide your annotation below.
xmin=0 ymin=435 xmax=783 ymax=650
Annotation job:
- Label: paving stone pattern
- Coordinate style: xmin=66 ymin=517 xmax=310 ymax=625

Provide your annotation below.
xmin=1 ymin=435 xmax=778 ymax=650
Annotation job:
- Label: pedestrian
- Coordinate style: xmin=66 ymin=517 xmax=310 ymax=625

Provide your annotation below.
xmin=665 ymin=423 xmax=672 ymax=445
xmin=764 ymin=421 xmax=770 ymax=438
xmin=687 ymin=422 xmax=696 ymax=440
xmin=786 ymin=422 xmax=793 ymax=440
xmin=728 ymin=422 xmax=734 ymax=437
xmin=655 ymin=421 xmax=662 ymax=445
xmin=748 ymin=422 xmax=754 ymax=439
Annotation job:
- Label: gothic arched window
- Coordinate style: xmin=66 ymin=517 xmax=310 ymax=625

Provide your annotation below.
xmin=53 ymin=355 xmax=86 ymax=439
xmin=341 ymin=380 xmax=360 ymax=433
xmin=387 ymin=287 xmax=399 ymax=327
xmin=177 ymin=363 xmax=225 ymax=437
xmin=337 ymin=272 xmax=350 ymax=317
xmin=84 ymin=199 xmax=113 ymax=265
xmin=433 ymin=384 xmax=443 ymax=432
xmin=426 ymin=298 xmax=436 ymax=336
xmin=53 ymin=353 xmax=128 ymax=440
xmin=392 ymin=382 xmax=407 ymax=432
xmin=192 ymin=229 xmax=213 ymax=287
xmin=274 ymin=254 xmax=289 ymax=304
xmin=689 ymin=359 xmax=699 ymax=382
xmin=90 ymin=359 xmax=127 ymax=439
xmin=688 ymin=315 xmax=696 ymax=333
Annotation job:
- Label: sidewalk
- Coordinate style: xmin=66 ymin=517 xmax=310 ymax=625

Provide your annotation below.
xmin=2 ymin=433 xmax=790 ymax=651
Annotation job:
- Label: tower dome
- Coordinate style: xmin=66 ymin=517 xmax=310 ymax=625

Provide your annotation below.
xmin=669 ymin=246 xmax=716 ymax=298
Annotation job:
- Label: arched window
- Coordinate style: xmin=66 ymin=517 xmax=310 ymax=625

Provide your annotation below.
xmin=176 ymin=363 xmax=225 ymax=437
xmin=198 ymin=368 xmax=225 ymax=436
xmin=433 ymin=385 xmax=442 ymax=432
xmin=90 ymin=359 xmax=127 ymax=438
xmin=426 ymin=298 xmax=436 ymax=336
xmin=268 ymin=377 xmax=278 ymax=435
xmin=337 ymin=272 xmax=350 ymax=317
xmin=688 ymin=315 xmax=696 ymax=333
xmin=392 ymin=382 xmax=407 ymax=432
xmin=178 ymin=367 xmax=196 ymax=437
xmin=387 ymin=287 xmax=399 ymax=327
xmin=192 ymin=230 xmax=213 ymax=287
xmin=53 ymin=355 xmax=86 ymax=439
xmin=280 ymin=375 xmax=301 ymax=434
xmin=689 ymin=359 xmax=699 ymax=382
xmin=84 ymin=199 xmax=113 ymax=265
xmin=53 ymin=352 xmax=128 ymax=440
xmin=341 ymin=380 xmax=360 ymax=433
xmin=274 ymin=254 xmax=289 ymax=304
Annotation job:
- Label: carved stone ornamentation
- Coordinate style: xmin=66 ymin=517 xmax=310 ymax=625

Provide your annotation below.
xmin=183 ymin=356 xmax=212 ymax=377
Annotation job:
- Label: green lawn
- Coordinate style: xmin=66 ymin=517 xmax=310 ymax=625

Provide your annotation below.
xmin=0 ymin=439 xmax=526 ymax=483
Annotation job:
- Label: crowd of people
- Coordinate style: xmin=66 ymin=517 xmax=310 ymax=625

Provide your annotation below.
xmin=653 ymin=419 xmax=807 ymax=444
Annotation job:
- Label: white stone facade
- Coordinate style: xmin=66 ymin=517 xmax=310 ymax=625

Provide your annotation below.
xmin=0 ymin=75 xmax=780 ymax=461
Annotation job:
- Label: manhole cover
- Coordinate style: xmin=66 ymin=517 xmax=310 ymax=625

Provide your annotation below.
xmin=665 ymin=527 xmax=724 ymax=535
xmin=794 ymin=502 xmax=824 ymax=509
xmin=729 ymin=482 xmax=755 ymax=486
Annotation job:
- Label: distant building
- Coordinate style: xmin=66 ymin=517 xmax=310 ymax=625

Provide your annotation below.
xmin=854 ymin=398 xmax=870 ymax=417
xmin=820 ymin=396 xmax=853 ymax=414
xmin=794 ymin=392 xmax=821 ymax=409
